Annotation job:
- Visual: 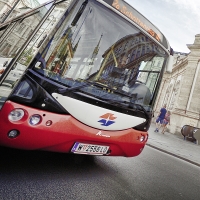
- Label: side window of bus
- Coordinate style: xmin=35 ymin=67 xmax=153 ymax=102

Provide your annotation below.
xmin=0 ymin=2 xmax=54 ymax=67
xmin=0 ymin=1 xmax=55 ymax=110
xmin=17 ymin=7 xmax=66 ymax=67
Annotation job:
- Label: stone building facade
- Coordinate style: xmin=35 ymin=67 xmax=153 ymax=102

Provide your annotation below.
xmin=0 ymin=0 xmax=40 ymax=22
xmin=154 ymin=34 xmax=200 ymax=135
xmin=0 ymin=0 xmax=71 ymax=66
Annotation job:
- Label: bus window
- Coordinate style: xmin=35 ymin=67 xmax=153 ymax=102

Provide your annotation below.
xmin=0 ymin=1 xmax=57 ymax=107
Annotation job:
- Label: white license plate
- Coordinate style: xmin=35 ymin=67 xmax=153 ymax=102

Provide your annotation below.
xmin=71 ymin=142 xmax=109 ymax=155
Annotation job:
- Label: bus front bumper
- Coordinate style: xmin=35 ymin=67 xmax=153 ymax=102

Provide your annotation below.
xmin=0 ymin=101 xmax=148 ymax=157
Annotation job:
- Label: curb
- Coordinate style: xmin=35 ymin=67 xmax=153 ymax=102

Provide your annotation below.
xmin=146 ymin=143 xmax=200 ymax=167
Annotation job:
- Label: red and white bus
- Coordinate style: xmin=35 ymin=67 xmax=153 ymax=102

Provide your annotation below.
xmin=0 ymin=0 xmax=173 ymax=157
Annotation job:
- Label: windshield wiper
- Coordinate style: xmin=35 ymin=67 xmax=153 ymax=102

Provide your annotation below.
xmin=56 ymin=82 xmax=92 ymax=95
xmin=130 ymin=103 xmax=150 ymax=118
xmin=99 ymin=96 xmax=149 ymax=116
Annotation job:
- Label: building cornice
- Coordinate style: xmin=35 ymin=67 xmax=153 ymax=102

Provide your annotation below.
xmin=187 ymin=44 xmax=200 ymax=51
xmin=172 ymin=57 xmax=188 ymax=72
xmin=173 ymin=108 xmax=200 ymax=120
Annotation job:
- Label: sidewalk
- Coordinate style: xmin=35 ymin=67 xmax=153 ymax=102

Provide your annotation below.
xmin=147 ymin=123 xmax=200 ymax=167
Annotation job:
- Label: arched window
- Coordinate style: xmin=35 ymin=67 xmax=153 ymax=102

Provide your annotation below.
xmin=141 ymin=46 xmax=145 ymax=56
xmin=124 ymin=41 xmax=129 ymax=50
xmin=146 ymin=45 xmax=150 ymax=53
xmin=136 ymin=49 xmax=141 ymax=58
xmin=130 ymin=50 xmax=136 ymax=61
xmin=118 ymin=46 xmax=122 ymax=54
xmin=126 ymin=53 xmax=131 ymax=64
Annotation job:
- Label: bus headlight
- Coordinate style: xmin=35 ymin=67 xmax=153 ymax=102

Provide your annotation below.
xmin=29 ymin=115 xmax=41 ymax=125
xmin=8 ymin=109 xmax=25 ymax=122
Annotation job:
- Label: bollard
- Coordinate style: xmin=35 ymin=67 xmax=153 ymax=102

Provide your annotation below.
xmin=193 ymin=129 xmax=200 ymax=145
xmin=181 ymin=125 xmax=197 ymax=143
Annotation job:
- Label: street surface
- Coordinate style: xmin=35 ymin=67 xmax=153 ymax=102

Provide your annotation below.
xmin=0 ymin=145 xmax=200 ymax=200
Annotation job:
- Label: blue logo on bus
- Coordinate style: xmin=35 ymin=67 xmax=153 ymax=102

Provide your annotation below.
xmin=98 ymin=113 xmax=116 ymax=126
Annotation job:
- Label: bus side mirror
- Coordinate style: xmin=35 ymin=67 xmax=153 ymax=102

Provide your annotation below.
xmin=166 ymin=47 xmax=174 ymax=73
xmin=166 ymin=54 xmax=173 ymax=73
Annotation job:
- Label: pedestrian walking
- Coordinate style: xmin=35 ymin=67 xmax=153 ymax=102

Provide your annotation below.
xmin=161 ymin=111 xmax=171 ymax=134
xmin=154 ymin=104 xmax=167 ymax=132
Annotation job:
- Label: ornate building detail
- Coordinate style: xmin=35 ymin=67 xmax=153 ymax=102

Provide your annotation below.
xmin=0 ymin=0 xmax=40 ymax=23
xmin=169 ymin=78 xmax=181 ymax=110
xmin=163 ymin=82 xmax=173 ymax=107
xmin=154 ymin=34 xmax=200 ymax=135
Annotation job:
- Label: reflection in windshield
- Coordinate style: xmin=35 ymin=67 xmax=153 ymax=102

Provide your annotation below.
xmin=34 ymin=0 xmax=167 ymax=109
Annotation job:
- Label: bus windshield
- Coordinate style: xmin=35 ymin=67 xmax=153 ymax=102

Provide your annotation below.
xmin=33 ymin=0 xmax=167 ymax=109
xmin=0 ymin=0 xmax=172 ymax=157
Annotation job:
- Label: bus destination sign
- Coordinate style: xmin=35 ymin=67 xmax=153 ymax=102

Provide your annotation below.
xmin=103 ymin=0 xmax=167 ymax=47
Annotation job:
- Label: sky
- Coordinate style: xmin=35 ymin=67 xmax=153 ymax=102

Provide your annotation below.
xmin=121 ymin=0 xmax=200 ymax=53
xmin=38 ymin=0 xmax=200 ymax=53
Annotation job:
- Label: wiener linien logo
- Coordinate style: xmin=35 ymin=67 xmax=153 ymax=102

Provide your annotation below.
xmin=98 ymin=113 xmax=117 ymax=126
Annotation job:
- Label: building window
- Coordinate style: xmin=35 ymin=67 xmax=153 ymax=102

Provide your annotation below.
xmin=124 ymin=41 xmax=129 ymax=50
xmin=15 ymin=23 xmax=26 ymax=34
xmin=0 ymin=13 xmax=5 ymax=20
xmin=118 ymin=56 xmax=122 ymax=64
xmin=115 ymin=48 xmax=118 ymax=54
xmin=118 ymin=46 xmax=122 ymax=54
xmin=141 ymin=46 xmax=145 ymax=56
xmin=136 ymin=49 xmax=141 ymax=58
xmin=108 ymin=53 xmax=112 ymax=60
xmin=146 ymin=45 xmax=150 ymax=53
xmin=2 ymin=43 xmax=12 ymax=56
xmin=126 ymin=53 xmax=131 ymax=64
xmin=130 ymin=50 xmax=136 ymax=61
xmin=24 ymin=29 xmax=33 ymax=38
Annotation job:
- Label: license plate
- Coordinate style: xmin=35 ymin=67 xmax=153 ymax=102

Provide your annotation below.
xmin=71 ymin=142 xmax=109 ymax=155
